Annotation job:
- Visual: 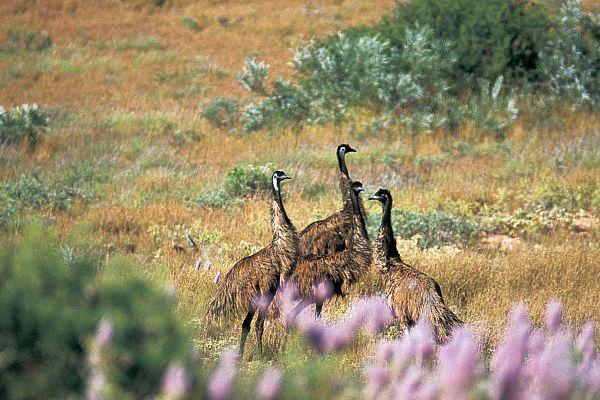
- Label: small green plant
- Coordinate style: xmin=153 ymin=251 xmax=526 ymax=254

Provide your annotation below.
xmin=0 ymin=104 xmax=49 ymax=148
xmin=369 ymin=208 xmax=478 ymax=249
xmin=223 ymin=164 xmax=272 ymax=197
xmin=467 ymin=76 xmax=519 ymax=136
xmin=187 ymin=189 xmax=243 ymax=209
xmin=200 ymin=97 xmax=240 ymax=129
xmin=181 ymin=16 xmax=202 ymax=31
xmin=238 ymin=56 xmax=269 ymax=95
xmin=1 ymin=30 xmax=52 ymax=53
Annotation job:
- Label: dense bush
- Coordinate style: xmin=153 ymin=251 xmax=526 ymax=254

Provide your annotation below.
xmin=356 ymin=0 xmax=551 ymax=82
xmin=223 ymin=164 xmax=272 ymax=197
xmin=0 ymin=227 xmax=200 ymax=399
xmin=538 ymin=0 xmax=600 ymax=108
xmin=200 ymin=97 xmax=240 ymax=130
xmin=368 ymin=208 xmax=478 ymax=249
xmin=0 ymin=104 xmax=49 ymax=148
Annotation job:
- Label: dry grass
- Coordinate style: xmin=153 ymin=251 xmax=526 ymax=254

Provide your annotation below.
xmin=1 ymin=0 xmax=599 ymax=365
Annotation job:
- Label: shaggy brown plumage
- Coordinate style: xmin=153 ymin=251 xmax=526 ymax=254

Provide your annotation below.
xmin=369 ymin=189 xmax=461 ymax=342
xmin=289 ymin=181 xmax=371 ymax=317
xmin=298 ymin=144 xmax=364 ymax=256
xmin=206 ymin=171 xmax=299 ymax=355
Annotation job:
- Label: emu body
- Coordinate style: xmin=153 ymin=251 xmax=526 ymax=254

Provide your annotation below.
xmin=290 ymin=181 xmax=371 ymax=318
xmin=298 ymin=144 xmax=364 ymax=256
xmin=207 ymin=171 xmax=298 ymax=355
xmin=370 ymin=189 xmax=461 ymax=341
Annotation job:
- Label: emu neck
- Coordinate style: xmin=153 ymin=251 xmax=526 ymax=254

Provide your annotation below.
xmin=338 ymin=152 xmax=350 ymax=178
xmin=380 ymin=200 xmax=400 ymax=260
xmin=350 ymin=191 xmax=369 ymax=240
xmin=272 ymin=183 xmax=291 ymax=227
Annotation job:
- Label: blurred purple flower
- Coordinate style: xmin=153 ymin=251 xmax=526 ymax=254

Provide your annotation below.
xmin=253 ymin=293 xmax=274 ymax=313
xmin=194 ymin=257 xmax=202 ymax=271
xmin=96 ymin=318 xmax=113 ymax=348
xmin=208 ymin=347 xmax=239 ymax=400
xmin=213 ymin=271 xmax=221 ymax=285
xmin=161 ymin=363 xmax=190 ymax=399
xmin=576 ymin=322 xmax=596 ymax=369
xmin=204 ymin=260 xmax=212 ymax=271
xmin=256 ymin=368 xmax=282 ymax=400
xmin=438 ymin=326 xmax=483 ymax=400
xmin=545 ymin=300 xmax=563 ymax=331
xmin=528 ymin=330 xmax=575 ymax=399
xmin=490 ymin=303 xmax=532 ymax=400
xmin=314 ymin=280 xmax=333 ymax=303
xmin=364 ymin=364 xmax=389 ymax=400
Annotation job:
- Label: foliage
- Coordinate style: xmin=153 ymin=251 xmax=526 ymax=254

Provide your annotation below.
xmin=200 ymin=97 xmax=240 ymax=130
xmin=187 ymin=189 xmax=244 ymax=209
xmin=0 ymin=30 xmax=52 ymax=53
xmin=0 ymin=227 xmax=201 ymax=399
xmin=467 ymin=76 xmax=519 ymax=136
xmin=369 ymin=208 xmax=478 ymax=249
xmin=223 ymin=164 xmax=272 ymax=197
xmin=238 ymin=56 xmax=269 ymax=95
xmin=0 ymin=104 xmax=49 ymax=148
xmin=538 ymin=0 xmax=600 ymax=107
xmin=181 ymin=16 xmax=202 ymax=31
xmin=360 ymin=0 xmax=551 ymax=81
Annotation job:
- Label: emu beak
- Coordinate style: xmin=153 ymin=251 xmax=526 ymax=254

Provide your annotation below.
xmin=368 ymin=196 xmax=382 ymax=201
xmin=282 ymin=175 xmax=291 ymax=180
xmin=347 ymin=145 xmax=357 ymax=153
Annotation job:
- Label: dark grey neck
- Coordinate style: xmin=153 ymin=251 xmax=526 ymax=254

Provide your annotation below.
xmin=351 ymin=190 xmax=368 ymax=239
xmin=380 ymin=199 xmax=400 ymax=259
xmin=338 ymin=151 xmax=349 ymax=177
xmin=272 ymin=180 xmax=291 ymax=225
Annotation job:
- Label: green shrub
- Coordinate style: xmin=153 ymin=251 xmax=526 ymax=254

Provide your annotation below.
xmin=187 ymin=189 xmax=244 ymax=209
xmin=201 ymin=97 xmax=240 ymax=129
xmin=361 ymin=0 xmax=551 ymax=81
xmin=0 ymin=104 xmax=49 ymax=148
xmin=223 ymin=164 xmax=272 ymax=197
xmin=181 ymin=16 xmax=202 ymax=31
xmin=0 ymin=226 xmax=200 ymax=399
xmin=369 ymin=208 xmax=478 ymax=249
xmin=538 ymin=0 xmax=600 ymax=107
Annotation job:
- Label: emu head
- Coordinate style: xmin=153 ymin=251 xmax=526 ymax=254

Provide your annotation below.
xmin=368 ymin=188 xmax=392 ymax=206
xmin=337 ymin=143 xmax=356 ymax=158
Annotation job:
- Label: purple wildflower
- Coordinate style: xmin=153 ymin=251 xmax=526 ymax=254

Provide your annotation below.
xmin=576 ymin=322 xmax=596 ymax=369
xmin=314 ymin=280 xmax=333 ymax=303
xmin=194 ymin=257 xmax=202 ymax=271
xmin=256 ymin=368 xmax=282 ymax=400
xmin=96 ymin=318 xmax=113 ymax=348
xmin=208 ymin=347 xmax=239 ymax=400
xmin=364 ymin=364 xmax=389 ymax=400
xmin=528 ymin=330 xmax=575 ymax=399
xmin=438 ymin=326 xmax=483 ymax=400
xmin=545 ymin=300 xmax=563 ymax=331
xmin=204 ymin=259 xmax=212 ymax=271
xmin=213 ymin=271 xmax=221 ymax=285
xmin=253 ymin=293 xmax=274 ymax=313
xmin=490 ymin=303 xmax=532 ymax=400
xmin=161 ymin=363 xmax=190 ymax=399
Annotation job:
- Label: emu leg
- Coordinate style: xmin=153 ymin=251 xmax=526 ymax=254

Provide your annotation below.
xmin=287 ymin=298 xmax=312 ymax=328
xmin=239 ymin=310 xmax=255 ymax=356
xmin=315 ymin=301 xmax=323 ymax=318
xmin=255 ymin=309 xmax=269 ymax=355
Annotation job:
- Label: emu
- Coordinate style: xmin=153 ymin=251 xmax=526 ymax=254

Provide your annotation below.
xmin=298 ymin=144 xmax=362 ymax=256
xmin=369 ymin=188 xmax=461 ymax=342
xmin=207 ymin=171 xmax=299 ymax=355
xmin=289 ymin=181 xmax=371 ymax=319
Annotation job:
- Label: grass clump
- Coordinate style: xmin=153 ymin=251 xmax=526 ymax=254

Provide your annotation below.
xmin=200 ymin=97 xmax=240 ymax=130
xmin=0 ymin=104 xmax=49 ymax=148
xmin=224 ymin=164 xmax=272 ymax=197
